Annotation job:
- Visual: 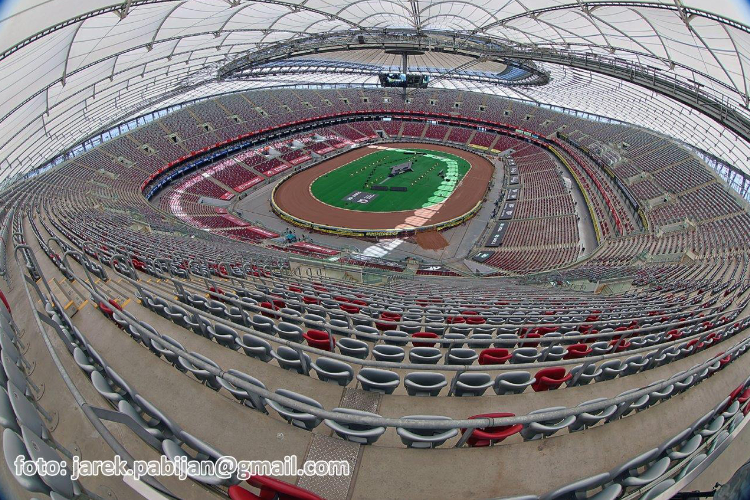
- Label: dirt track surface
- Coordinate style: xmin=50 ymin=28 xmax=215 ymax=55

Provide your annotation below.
xmin=273 ymin=143 xmax=493 ymax=231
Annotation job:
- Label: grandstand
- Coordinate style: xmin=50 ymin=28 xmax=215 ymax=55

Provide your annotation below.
xmin=1 ymin=2 xmax=750 ymax=500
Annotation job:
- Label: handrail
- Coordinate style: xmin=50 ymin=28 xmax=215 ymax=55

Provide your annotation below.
xmin=12 ymin=241 xmax=176 ymax=498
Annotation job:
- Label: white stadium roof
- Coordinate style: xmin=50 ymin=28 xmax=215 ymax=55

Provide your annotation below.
xmin=1 ymin=0 xmax=750 ymax=185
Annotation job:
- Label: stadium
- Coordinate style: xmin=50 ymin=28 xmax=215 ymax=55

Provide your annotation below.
xmin=3 ymin=1 xmax=750 ymax=499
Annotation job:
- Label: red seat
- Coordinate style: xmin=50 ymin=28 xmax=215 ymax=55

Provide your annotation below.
xmin=260 ymin=301 xmax=278 ymax=319
xmin=412 ymin=332 xmax=439 ymax=347
xmin=479 ymin=348 xmax=511 ymax=365
xmin=302 ymin=296 xmax=319 ymax=305
xmin=531 ymin=367 xmax=571 ymax=392
xmin=340 ymin=304 xmax=360 ymax=314
xmin=303 ymin=330 xmax=334 ymax=351
xmin=461 ymin=413 xmax=523 ymax=447
xmin=375 ymin=312 xmax=401 ymax=331
xmin=98 ymin=301 xmax=114 ymax=318
xmin=272 ymin=299 xmax=286 ymax=309
xmin=609 ymin=338 xmax=631 ymax=352
xmin=729 ymin=384 xmax=744 ymax=401
xmin=446 ymin=316 xmax=465 ymax=325
xmin=737 ymin=388 xmax=750 ymax=405
xmin=564 ymin=343 xmax=591 ymax=359
xmin=246 ymin=475 xmax=324 ymax=500
xmin=686 ymin=338 xmax=704 ymax=352
xmin=532 ymin=326 xmax=557 ymax=335
xmin=466 ymin=316 xmax=486 ymax=325
xmin=108 ymin=299 xmax=123 ymax=311
xmin=381 ymin=311 xmax=402 ymax=320
xmin=666 ymin=329 xmax=682 ymax=340
xmin=0 ymin=290 xmax=11 ymax=314
xmin=521 ymin=332 xmax=541 ymax=348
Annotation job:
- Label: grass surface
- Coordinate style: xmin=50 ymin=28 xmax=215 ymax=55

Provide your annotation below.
xmin=310 ymin=147 xmax=471 ymax=212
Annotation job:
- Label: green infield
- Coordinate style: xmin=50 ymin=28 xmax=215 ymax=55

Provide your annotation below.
xmin=310 ymin=147 xmax=471 ymax=212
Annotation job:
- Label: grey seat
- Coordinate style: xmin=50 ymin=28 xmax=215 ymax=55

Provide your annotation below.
xmin=589 ymin=341 xmax=612 ymax=356
xmin=178 ymin=352 xmax=222 ymax=390
xmin=672 ymin=373 xmax=696 ymax=393
xmin=206 ymin=299 xmax=228 ymax=318
xmin=267 ymin=389 xmax=323 ymax=430
xmin=596 ymin=359 xmax=626 ymax=382
xmin=453 ymin=372 xmax=493 ymax=397
xmin=400 ymin=322 xmax=422 ymax=335
xmin=134 ymin=394 xmax=182 ymax=439
xmin=357 ymin=368 xmax=400 ymax=394
xmin=150 ymin=296 xmax=170 ymax=318
xmin=668 ymin=434 xmax=702 ymax=460
xmin=540 ymin=472 xmax=620 ymax=500
xmin=0 ymin=387 xmax=20 ymax=433
xmin=324 ymin=408 xmax=386 ymax=444
xmin=467 ymin=334 xmax=493 ymax=348
xmin=3 ymin=428 xmax=50 ymax=494
xmin=540 ymin=345 xmax=566 ymax=362
xmin=118 ymin=399 xmax=165 ymax=439
xmin=165 ymin=304 xmax=196 ymax=330
xmin=697 ymin=415 xmax=724 ymax=437
xmin=397 ymin=415 xmax=458 ymax=448
xmin=237 ymin=334 xmax=273 ymax=362
xmin=311 ymin=357 xmax=354 ymax=386
xmin=640 ymin=479 xmax=675 ymax=500
xmin=337 ymin=337 xmax=370 ymax=359
xmin=451 ymin=325 xmax=472 ymax=336
xmin=493 ymin=371 xmax=535 ymax=395
xmin=645 ymin=381 xmax=674 ymax=408
xmin=621 ymin=456 xmax=671 ymax=487
xmin=225 ymin=306 xmax=245 ymax=325
xmin=151 ymin=335 xmax=184 ymax=367
xmin=495 ymin=334 xmax=519 ymax=348
xmin=208 ymin=323 xmax=240 ymax=349
xmin=383 ymin=330 xmax=409 ymax=346
xmin=217 ymin=369 xmax=268 ymax=411
xmin=351 ymin=314 xmax=373 ymax=328
xmin=568 ymin=363 xmax=602 ymax=387
xmin=405 ymin=372 xmax=447 ymax=396
xmin=373 ymin=344 xmax=405 ymax=363
xmin=7 ymin=381 xmax=46 ymax=439
xmin=608 ymin=388 xmax=650 ymax=421
xmin=409 ymin=347 xmax=442 ymax=364
xmin=570 ymin=398 xmax=618 ymax=431
xmin=444 ymin=333 xmax=466 ymax=348
xmin=162 ymin=439 xmax=233 ymax=486
xmin=73 ymin=347 xmax=96 ymax=374
xmin=271 ymin=346 xmax=311 ymax=374
xmin=722 ymin=400 xmax=741 ymax=419
xmin=623 ymin=354 xmax=649 ymax=375
xmin=20 ymin=425 xmax=79 ymax=497
xmin=520 ymin=407 xmax=575 ymax=440
xmin=609 ymin=448 xmax=660 ymax=485
xmin=274 ymin=322 xmax=304 ymax=343
xmin=303 ymin=313 xmax=327 ymax=330
xmin=91 ymin=370 xmax=123 ymax=403
xmin=511 ymin=348 xmax=541 ymax=364
xmin=250 ymin=315 xmax=275 ymax=334
xmin=279 ymin=308 xmax=303 ymax=325
xmin=424 ymin=324 xmax=446 ymax=336
xmin=353 ymin=325 xmax=379 ymax=341
xmin=445 ymin=348 xmax=478 ymax=366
